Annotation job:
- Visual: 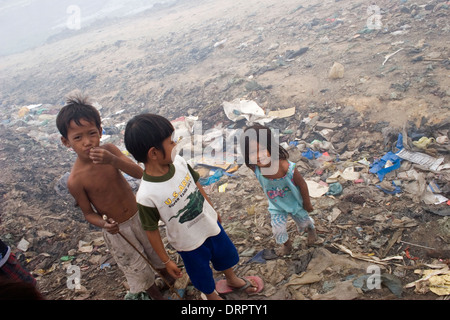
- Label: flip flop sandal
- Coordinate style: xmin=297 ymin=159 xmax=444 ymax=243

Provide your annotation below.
xmin=215 ymin=276 xmax=264 ymax=295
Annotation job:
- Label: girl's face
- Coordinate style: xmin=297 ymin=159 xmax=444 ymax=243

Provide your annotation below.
xmin=248 ymin=141 xmax=271 ymax=167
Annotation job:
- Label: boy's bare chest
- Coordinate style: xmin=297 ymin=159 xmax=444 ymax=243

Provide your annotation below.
xmin=79 ymin=165 xmax=121 ymax=193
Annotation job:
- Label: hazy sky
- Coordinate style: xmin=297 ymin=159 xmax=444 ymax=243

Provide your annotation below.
xmin=0 ymin=0 xmax=171 ymax=56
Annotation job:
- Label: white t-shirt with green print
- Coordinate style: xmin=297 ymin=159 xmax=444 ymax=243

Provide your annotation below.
xmin=136 ymin=155 xmax=220 ymax=252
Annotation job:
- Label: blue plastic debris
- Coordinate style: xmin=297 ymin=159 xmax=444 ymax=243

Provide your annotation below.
xmin=325 ymin=182 xmax=343 ymax=196
xmin=370 ymin=152 xmax=402 ymax=181
xmin=376 ymin=181 xmax=402 ymax=194
xmin=100 ymin=263 xmax=111 ymax=269
xmin=246 ymin=250 xmax=266 ymax=264
xmin=301 ymin=148 xmax=322 ymax=160
xmin=395 ymin=133 xmax=404 ymax=150
xmin=369 ymin=133 xmax=404 ymax=181
xmin=199 ymin=169 xmax=224 ymax=186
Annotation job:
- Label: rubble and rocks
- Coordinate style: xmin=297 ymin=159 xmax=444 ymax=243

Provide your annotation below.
xmin=0 ymin=0 xmax=449 ymax=300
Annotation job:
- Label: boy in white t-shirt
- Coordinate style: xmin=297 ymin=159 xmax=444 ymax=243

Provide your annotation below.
xmin=124 ymin=113 xmax=263 ymax=300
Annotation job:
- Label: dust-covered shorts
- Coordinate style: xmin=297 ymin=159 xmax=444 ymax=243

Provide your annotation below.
xmin=103 ymin=212 xmax=165 ymax=294
xmin=270 ymin=211 xmax=314 ymax=244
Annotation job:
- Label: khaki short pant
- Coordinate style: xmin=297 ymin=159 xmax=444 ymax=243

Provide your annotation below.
xmin=103 ymin=212 xmax=164 ymax=293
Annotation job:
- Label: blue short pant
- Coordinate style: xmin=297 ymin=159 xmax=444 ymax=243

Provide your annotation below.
xmin=178 ymin=223 xmax=239 ymax=294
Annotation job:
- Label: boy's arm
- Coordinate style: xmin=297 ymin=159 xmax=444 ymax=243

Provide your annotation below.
xmin=293 ymin=168 xmax=314 ymax=213
xmin=67 ymin=178 xmax=119 ymax=233
xmin=196 ymin=181 xmax=221 ymax=224
xmin=146 ymin=230 xmax=182 ymax=279
xmin=89 ymin=143 xmax=143 ymax=179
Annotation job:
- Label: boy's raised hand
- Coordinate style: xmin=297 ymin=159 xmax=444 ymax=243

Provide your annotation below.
xmin=89 ymin=147 xmax=114 ymax=165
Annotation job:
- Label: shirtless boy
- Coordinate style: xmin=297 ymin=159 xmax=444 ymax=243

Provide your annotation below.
xmin=56 ymin=94 xmax=169 ymax=299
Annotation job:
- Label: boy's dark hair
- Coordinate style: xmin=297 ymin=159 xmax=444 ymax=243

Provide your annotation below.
xmin=56 ymin=94 xmax=101 ymax=139
xmin=124 ymin=113 xmax=174 ymax=163
xmin=241 ymin=124 xmax=289 ymax=169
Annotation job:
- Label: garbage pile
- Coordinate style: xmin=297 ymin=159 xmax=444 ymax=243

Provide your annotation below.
xmin=171 ymin=99 xmax=450 ymax=300
xmin=1 ymin=92 xmax=449 ymax=300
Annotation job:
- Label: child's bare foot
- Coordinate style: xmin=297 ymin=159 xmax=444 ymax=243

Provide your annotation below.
xmin=307 ymin=228 xmax=318 ymax=246
xmin=276 ymin=239 xmax=292 ymax=256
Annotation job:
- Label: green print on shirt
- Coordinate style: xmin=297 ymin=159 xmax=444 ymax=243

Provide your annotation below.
xmin=168 ymin=189 xmax=205 ymax=223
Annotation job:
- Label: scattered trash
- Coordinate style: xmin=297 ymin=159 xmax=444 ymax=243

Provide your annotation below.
xmin=1 ymin=0 xmax=449 ymax=302
xmin=305 ymin=180 xmax=329 ymax=198
xmin=223 ymin=99 xmax=273 ymax=125
xmin=376 ymin=181 xmax=402 ymax=195
xmin=302 ymin=148 xmax=322 ymax=160
xmin=213 ymin=38 xmax=227 ymax=48
xmin=412 ymin=136 xmax=435 ymax=149
xmin=124 ymin=291 xmax=151 ymax=300
xmin=423 ymin=207 xmax=450 ymax=217
xmin=396 ymin=149 xmax=445 ymax=171
xmin=326 ymin=167 xmax=360 ymax=182
xmin=17 ymin=238 xmax=30 ymax=252
xmin=327 ymin=208 xmax=342 ymax=223
xmin=198 ymin=169 xmax=224 ymax=186
xmin=268 ymin=107 xmax=296 ymax=119
xmin=54 ymin=172 xmax=71 ymax=198
xmin=284 ymin=47 xmax=309 ymax=60
xmin=313 ymin=279 xmax=361 ymax=300
xmin=60 ymin=256 xmax=75 ymax=262
xmin=405 ymin=265 xmax=450 ymax=296
xmin=100 ymin=263 xmax=111 ymax=270
xmin=382 ymin=48 xmax=404 ymax=66
xmin=436 ymin=136 xmax=449 ymax=144
xmin=370 ymin=151 xmax=402 ymax=181
xmin=301 ymin=148 xmax=322 ymax=160
xmin=353 ymin=273 xmax=403 ymax=298
xmin=328 ymin=62 xmax=345 ymax=79
xmin=78 ymin=240 xmax=94 ymax=253
xmin=426 ymin=273 xmax=450 ymax=296
xmin=325 ymin=182 xmax=343 ymax=196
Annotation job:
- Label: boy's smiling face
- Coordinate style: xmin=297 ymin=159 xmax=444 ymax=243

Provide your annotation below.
xmin=159 ymin=134 xmax=177 ymax=164
xmin=61 ymin=118 xmax=102 ymax=161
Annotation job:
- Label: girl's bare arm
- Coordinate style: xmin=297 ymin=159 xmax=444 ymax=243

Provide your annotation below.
xmin=293 ymin=168 xmax=314 ymax=212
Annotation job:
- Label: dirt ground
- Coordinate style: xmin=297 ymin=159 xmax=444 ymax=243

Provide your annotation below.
xmin=0 ymin=0 xmax=449 ymax=301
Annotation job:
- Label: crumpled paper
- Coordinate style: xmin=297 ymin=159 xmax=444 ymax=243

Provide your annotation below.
xmin=223 ymin=99 xmax=273 ymax=125
xmin=405 ymin=265 xmax=450 ymax=295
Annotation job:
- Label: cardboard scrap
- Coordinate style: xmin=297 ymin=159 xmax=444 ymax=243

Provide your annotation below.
xmin=305 ymin=180 xmax=329 ymax=198
xmin=268 ymin=107 xmax=296 ymax=118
